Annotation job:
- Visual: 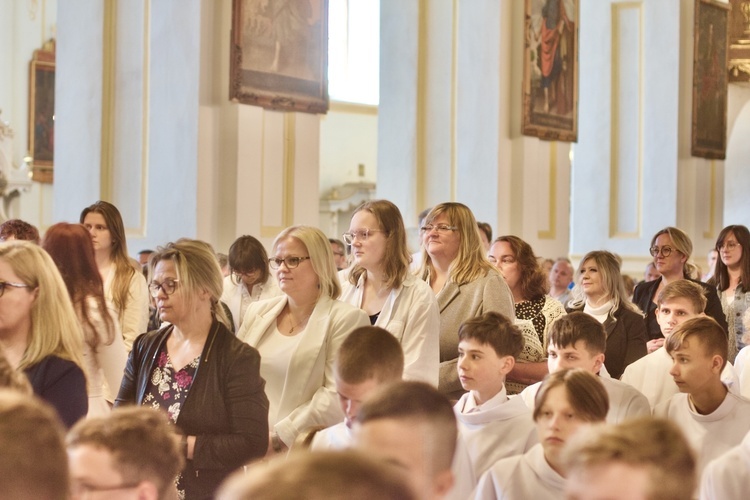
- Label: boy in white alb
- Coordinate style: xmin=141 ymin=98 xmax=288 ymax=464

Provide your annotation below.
xmin=655 ymin=316 xmax=750 ymax=482
xmin=700 ymin=429 xmax=750 ymax=500
xmin=310 ymin=325 xmax=404 ymax=450
xmin=453 ymin=311 xmax=537 ymax=476
xmin=621 ymin=280 xmax=739 ymax=408
xmin=519 ymin=312 xmax=650 ymax=424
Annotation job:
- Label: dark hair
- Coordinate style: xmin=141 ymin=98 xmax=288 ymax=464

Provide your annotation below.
xmin=477 ymin=222 xmax=492 ymax=243
xmin=495 ymin=235 xmax=549 ymax=300
xmin=43 ymin=223 xmax=115 ymax=350
xmin=548 ymin=312 xmax=606 ymax=355
xmin=228 ymin=235 xmax=270 ymax=286
xmin=335 ymin=326 xmax=405 ymax=384
xmin=712 ymin=225 xmax=750 ymax=292
xmin=458 ymin=311 xmax=524 ymax=359
xmin=0 ymin=219 xmax=40 ymax=244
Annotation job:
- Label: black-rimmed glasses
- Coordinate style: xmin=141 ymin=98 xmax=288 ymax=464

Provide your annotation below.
xmin=0 ymin=280 xmax=32 ymax=297
xmin=148 ymin=278 xmax=180 ymax=298
xmin=269 ymin=256 xmax=311 ymax=269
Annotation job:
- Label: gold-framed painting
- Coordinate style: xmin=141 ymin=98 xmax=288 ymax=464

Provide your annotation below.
xmin=692 ymin=0 xmax=730 ymax=159
xmin=28 ymin=40 xmax=56 ymax=183
xmin=523 ymin=0 xmax=579 ymax=142
xmin=230 ymin=0 xmax=329 ymax=114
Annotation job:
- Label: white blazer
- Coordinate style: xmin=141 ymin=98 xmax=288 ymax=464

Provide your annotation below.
xmin=237 ymin=295 xmax=369 ymax=446
xmin=339 ymin=271 xmax=440 ymax=386
xmin=221 ymin=274 xmax=282 ymax=332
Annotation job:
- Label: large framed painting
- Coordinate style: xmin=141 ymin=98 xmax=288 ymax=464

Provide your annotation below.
xmin=230 ymin=0 xmax=329 ymax=114
xmin=692 ymin=0 xmax=730 ymax=159
xmin=523 ymin=0 xmax=579 ymax=142
xmin=27 ymin=41 xmax=55 ymax=183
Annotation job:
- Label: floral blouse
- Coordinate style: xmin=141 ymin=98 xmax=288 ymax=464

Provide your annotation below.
xmin=143 ymin=347 xmax=200 ymax=499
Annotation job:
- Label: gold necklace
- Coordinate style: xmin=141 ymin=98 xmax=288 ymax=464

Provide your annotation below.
xmin=286 ymin=308 xmax=314 ymax=334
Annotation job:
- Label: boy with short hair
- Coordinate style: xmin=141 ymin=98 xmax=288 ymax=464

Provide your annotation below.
xmin=453 ymin=311 xmax=537 ymax=476
xmin=655 ymin=316 xmax=750 ymax=480
xmin=564 ymin=417 xmax=696 ymax=500
xmin=311 ymin=326 xmax=404 ymax=450
xmin=621 ymin=280 xmax=738 ymax=408
xmin=519 ymin=312 xmax=650 ymax=423
xmin=355 ymin=381 xmax=464 ymax=500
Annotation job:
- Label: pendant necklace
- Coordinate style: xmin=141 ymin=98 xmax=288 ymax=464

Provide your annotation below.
xmin=287 ymin=308 xmax=314 ymax=334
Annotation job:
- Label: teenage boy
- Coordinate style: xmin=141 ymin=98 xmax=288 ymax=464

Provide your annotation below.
xmin=621 ymin=280 xmax=738 ymax=408
xmin=654 ymin=316 xmax=750 ymax=479
xmin=454 ymin=311 xmax=537 ymax=476
xmin=355 ymin=381 xmax=473 ymax=500
xmin=519 ymin=312 xmax=650 ymax=423
xmin=564 ymin=417 xmax=696 ymax=500
xmin=311 ymin=325 xmax=404 ymax=450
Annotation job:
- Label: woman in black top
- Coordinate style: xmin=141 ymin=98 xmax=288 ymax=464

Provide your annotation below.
xmin=116 ymin=239 xmax=268 ymax=499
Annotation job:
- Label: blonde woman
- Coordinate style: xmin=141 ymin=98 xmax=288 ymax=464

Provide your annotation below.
xmin=416 ymin=202 xmax=515 ymax=398
xmin=0 ymin=241 xmax=87 ymax=427
xmin=81 ymin=201 xmax=149 ymax=351
xmin=238 ymin=226 xmax=369 ymax=455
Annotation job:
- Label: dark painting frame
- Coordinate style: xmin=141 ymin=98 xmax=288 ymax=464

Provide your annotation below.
xmin=230 ymin=0 xmax=329 ymax=114
xmin=522 ymin=0 xmax=579 ymax=142
xmin=28 ymin=44 xmax=55 ymax=183
xmin=692 ymin=0 xmax=730 ymax=159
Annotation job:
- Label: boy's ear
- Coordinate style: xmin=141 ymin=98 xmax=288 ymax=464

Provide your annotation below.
xmin=499 ymin=355 xmax=515 ymax=375
xmin=592 ymin=352 xmax=605 ymax=374
xmin=710 ymin=354 xmax=724 ymax=374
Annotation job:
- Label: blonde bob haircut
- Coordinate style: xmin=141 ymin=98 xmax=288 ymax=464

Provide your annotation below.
xmin=148 ymin=239 xmax=230 ymax=328
xmin=0 ymin=241 xmax=85 ymax=372
xmin=568 ymin=250 xmax=640 ymax=315
xmin=417 ymin=202 xmax=495 ymax=286
xmin=273 ymin=226 xmax=341 ymax=300
xmin=650 ymin=227 xmax=697 ymax=279
xmin=349 ymin=200 xmax=411 ymax=290
xmin=533 ymin=368 xmax=609 ymax=423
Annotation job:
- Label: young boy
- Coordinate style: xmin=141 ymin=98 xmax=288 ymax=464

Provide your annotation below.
xmin=355 ymin=381 xmax=464 ymax=500
xmin=311 ymin=325 xmax=404 ymax=450
xmin=453 ymin=311 xmax=537 ymax=476
xmin=621 ymin=280 xmax=738 ymax=408
xmin=519 ymin=312 xmax=650 ymax=423
xmin=564 ymin=417 xmax=696 ymax=500
xmin=654 ymin=316 xmax=750 ymax=480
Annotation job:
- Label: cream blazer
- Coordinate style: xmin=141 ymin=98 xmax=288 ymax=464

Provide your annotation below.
xmin=339 ymin=271 xmax=441 ymax=386
xmin=221 ymin=274 xmax=282 ymax=332
xmin=237 ymin=295 xmax=369 ymax=446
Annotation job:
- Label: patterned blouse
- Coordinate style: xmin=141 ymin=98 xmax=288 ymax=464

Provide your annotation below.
xmin=143 ymin=346 xmax=200 ymax=499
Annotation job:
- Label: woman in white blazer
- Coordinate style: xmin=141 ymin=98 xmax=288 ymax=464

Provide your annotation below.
xmin=221 ymin=235 xmax=281 ymax=332
xmin=339 ymin=200 xmax=440 ymax=386
xmin=237 ymin=226 xmax=369 ymax=455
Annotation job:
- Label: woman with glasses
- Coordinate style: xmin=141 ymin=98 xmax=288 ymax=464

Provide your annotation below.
xmin=237 ymin=226 xmax=369 ymax=455
xmin=416 ymin=202 xmax=515 ymax=398
xmin=488 ymin=235 xmax=566 ymax=389
xmin=567 ymin=250 xmax=647 ymax=379
xmin=633 ymin=227 xmax=727 ymax=353
xmin=43 ymin=223 xmax=126 ymax=417
xmin=0 ymin=241 xmax=87 ymax=427
xmin=339 ymin=200 xmax=440 ymax=385
xmin=80 ymin=201 xmax=149 ymax=351
xmin=221 ymin=235 xmax=281 ymax=332
xmin=710 ymin=225 xmax=750 ymax=358
xmin=116 ymin=239 xmax=269 ymax=499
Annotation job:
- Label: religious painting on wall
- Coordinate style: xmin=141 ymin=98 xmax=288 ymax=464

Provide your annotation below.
xmin=230 ymin=0 xmax=329 ymax=114
xmin=523 ymin=0 xmax=579 ymax=142
xmin=692 ymin=0 xmax=730 ymax=159
xmin=28 ymin=39 xmax=55 ymax=183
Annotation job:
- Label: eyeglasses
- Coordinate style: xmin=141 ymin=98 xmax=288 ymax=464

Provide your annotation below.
xmin=148 ymin=278 xmax=180 ymax=298
xmin=342 ymin=229 xmax=385 ymax=245
xmin=649 ymin=246 xmax=674 ymax=258
xmin=0 ymin=280 xmax=32 ymax=297
xmin=719 ymin=241 xmax=741 ymax=252
xmin=269 ymin=256 xmax=311 ymax=269
xmin=420 ymin=224 xmax=458 ymax=234
xmin=232 ymin=269 xmax=256 ymax=279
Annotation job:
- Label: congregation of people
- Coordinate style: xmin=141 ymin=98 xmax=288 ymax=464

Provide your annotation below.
xmin=2 ymin=199 xmax=750 ymax=499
